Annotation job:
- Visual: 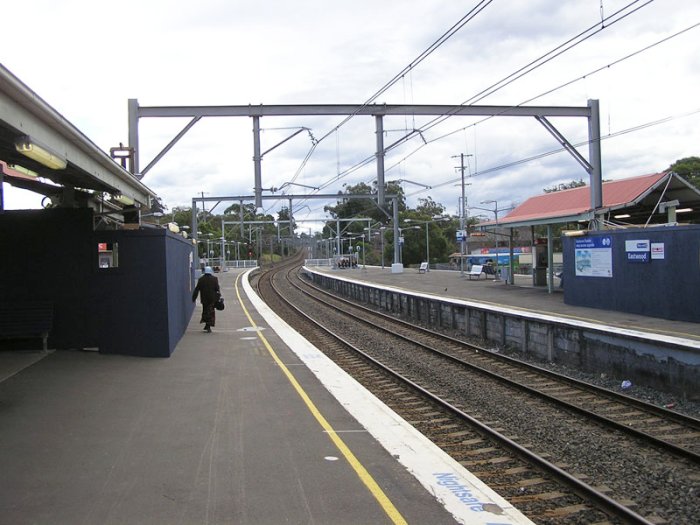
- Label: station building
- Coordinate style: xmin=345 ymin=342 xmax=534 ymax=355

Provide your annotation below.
xmin=479 ymin=171 xmax=700 ymax=322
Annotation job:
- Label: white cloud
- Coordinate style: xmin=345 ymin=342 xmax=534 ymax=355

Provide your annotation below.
xmin=2 ymin=0 xmax=698 ymax=228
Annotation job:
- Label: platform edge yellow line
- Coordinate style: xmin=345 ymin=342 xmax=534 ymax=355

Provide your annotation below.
xmin=234 ymin=273 xmax=408 ymax=525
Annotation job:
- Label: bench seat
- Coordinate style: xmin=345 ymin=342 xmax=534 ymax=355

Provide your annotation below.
xmin=468 ymin=264 xmax=484 ymax=280
xmin=0 ymin=302 xmax=54 ymax=350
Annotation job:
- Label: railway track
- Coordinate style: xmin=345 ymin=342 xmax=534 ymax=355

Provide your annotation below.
xmin=294 ymin=268 xmax=700 ymax=462
xmin=252 ymin=257 xmax=699 ymax=524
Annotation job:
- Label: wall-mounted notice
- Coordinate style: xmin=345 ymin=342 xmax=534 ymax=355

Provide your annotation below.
xmin=575 ymin=236 xmax=613 ymax=277
xmin=651 ymin=243 xmax=665 ymax=260
xmin=625 ymin=239 xmax=650 ymax=263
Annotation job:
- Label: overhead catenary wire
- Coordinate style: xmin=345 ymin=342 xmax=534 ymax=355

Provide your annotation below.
xmin=285 ymin=1 xmax=693 ymax=227
xmin=399 ymin=107 xmax=700 ymax=200
xmin=313 ymin=0 xmax=495 ymax=147
xmin=378 ymin=0 xmax=657 ymax=158
xmin=312 ymin=0 xmax=659 ymax=198
xmin=285 ymin=1 xmax=494 ymax=207
xmin=381 ymin=18 xmax=699 ymax=181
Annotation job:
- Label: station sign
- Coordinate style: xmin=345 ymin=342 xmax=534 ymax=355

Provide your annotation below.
xmin=625 ymin=239 xmax=650 ymax=263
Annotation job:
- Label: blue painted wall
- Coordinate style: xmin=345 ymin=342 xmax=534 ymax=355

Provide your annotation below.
xmin=1 ymin=208 xmax=95 ymax=349
xmin=0 ymin=208 xmax=195 ymax=356
xmin=562 ymin=225 xmax=700 ymax=323
xmin=92 ymin=227 xmax=196 ymax=356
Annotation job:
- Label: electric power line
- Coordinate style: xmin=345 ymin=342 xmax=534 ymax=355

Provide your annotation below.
xmin=286 ymin=0 xmax=495 ymax=201
xmin=314 ymin=0 xmax=495 ymax=146
xmin=382 ymin=19 xmax=700 ymax=175
xmin=401 ymin=107 xmax=700 ymax=199
xmin=382 ymin=0 xmax=657 ymax=157
xmin=284 ymin=0 xmax=691 ymax=224
xmin=314 ymin=0 xmax=658 ymax=196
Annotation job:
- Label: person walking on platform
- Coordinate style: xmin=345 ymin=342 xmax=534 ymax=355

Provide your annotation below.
xmin=192 ymin=266 xmax=220 ymax=333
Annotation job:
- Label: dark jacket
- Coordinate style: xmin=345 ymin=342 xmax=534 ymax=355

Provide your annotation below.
xmin=192 ymin=274 xmax=220 ymax=305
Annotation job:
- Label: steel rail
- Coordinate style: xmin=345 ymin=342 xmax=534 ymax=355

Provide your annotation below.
xmin=257 ymin=262 xmax=655 ymax=525
xmin=297 ymin=269 xmax=700 ymax=461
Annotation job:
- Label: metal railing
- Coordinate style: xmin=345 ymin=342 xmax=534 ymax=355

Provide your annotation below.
xmin=305 ymin=258 xmax=333 ymax=267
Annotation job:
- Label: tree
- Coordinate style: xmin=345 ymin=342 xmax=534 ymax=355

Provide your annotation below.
xmin=669 ymin=156 xmax=700 ymax=188
xmin=543 ymin=179 xmax=586 ymax=193
xmin=277 ymin=206 xmax=294 ymax=236
xmin=224 ymin=202 xmax=257 ymax=220
xmin=401 ymin=198 xmax=453 ymax=264
xmin=414 ymin=196 xmax=445 ymax=218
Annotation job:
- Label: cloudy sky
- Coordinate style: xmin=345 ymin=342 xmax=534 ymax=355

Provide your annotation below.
xmin=3 ymin=0 xmax=698 ymax=229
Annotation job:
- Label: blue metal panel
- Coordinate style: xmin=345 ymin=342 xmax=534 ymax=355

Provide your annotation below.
xmin=562 ymin=225 xmax=700 ymax=322
xmin=0 ymin=209 xmax=194 ymax=356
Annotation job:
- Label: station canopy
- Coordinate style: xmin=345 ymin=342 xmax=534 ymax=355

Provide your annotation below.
xmin=484 ymin=171 xmax=700 ymax=229
xmin=0 ymin=63 xmax=156 ymax=211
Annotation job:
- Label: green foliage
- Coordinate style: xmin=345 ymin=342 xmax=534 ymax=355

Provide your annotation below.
xmin=163 ymin=206 xmax=194 ymax=229
xmin=224 ymin=202 xmax=257 ymax=219
xmin=323 ymin=181 xmax=406 ymax=223
xmin=163 ymin=154 xmax=700 ymax=265
xmin=414 ymin=196 xmax=445 ymax=218
xmin=397 ymin=198 xmax=454 ymax=265
xmin=543 ymin=179 xmax=586 ymax=193
xmin=277 ymin=206 xmax=295 ymax=236
xmin=669 ymin=156 xmax=700 ymax=188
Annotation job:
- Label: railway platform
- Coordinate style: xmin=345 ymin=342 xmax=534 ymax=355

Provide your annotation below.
xmin=0 ymin=268 xmax=533 ymax=525
xmin=310 ymin=264 xmax=700 ymax=342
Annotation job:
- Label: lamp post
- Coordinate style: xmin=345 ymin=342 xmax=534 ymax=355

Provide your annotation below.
xmin=220 ymin=234 xmax=226 ymax=271
xmin=201 ymin=233 xmax=213 ymax=265
xmin=361 ymin=234 xmax=366 ymax=268
xmin=404 ymin=217 xmax=450 ymax=271
xmin=452 ymin=153 xmax=473 ymax=276
xmin=398 ymin=225 xmax=421 ymax=265
xmin=380 ymin=226 xmax=386 ymax=269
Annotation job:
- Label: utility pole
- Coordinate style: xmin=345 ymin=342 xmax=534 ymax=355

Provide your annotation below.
xmin=453 ymin=153 xmax=473 ymax=277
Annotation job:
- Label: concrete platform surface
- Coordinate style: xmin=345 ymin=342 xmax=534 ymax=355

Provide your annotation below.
xmin=0 ymin=268 xmax=534 ymax=525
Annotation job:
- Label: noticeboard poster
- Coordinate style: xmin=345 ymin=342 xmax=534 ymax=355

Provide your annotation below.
xmin=651 ymin=242 xmax=665 ymax=259
xmin=574 ymin=236 xmax=613 ymax=277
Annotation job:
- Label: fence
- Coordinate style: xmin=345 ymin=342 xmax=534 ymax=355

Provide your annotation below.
xmin=225 ymin=260 xmax=258 ymax=269
xmin=304 ymin=258 xmax=333 ymax=267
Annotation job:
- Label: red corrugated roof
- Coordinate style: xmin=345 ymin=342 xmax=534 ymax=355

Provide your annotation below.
xmin=498 ymin=172 xmax=667 ymax=224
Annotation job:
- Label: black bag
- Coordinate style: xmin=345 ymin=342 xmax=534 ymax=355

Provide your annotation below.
xmin=215 ymin=296 xmax=225 ymax=311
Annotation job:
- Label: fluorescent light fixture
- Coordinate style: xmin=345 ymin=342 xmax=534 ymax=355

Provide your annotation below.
xmin=8 ymin=164 xmax=38 ymax=178
xmin=614 ymin=213 xmax=631 ymax=219
xmin=676 ymin=208 xmax=692 ymax=213
xmin=15 ymin=136 xmax=67 ymax=170
xmin=563 ymin=230 xmax=587 ymax=237
xmin=114 ymin=194 xmax=134 ymax=206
